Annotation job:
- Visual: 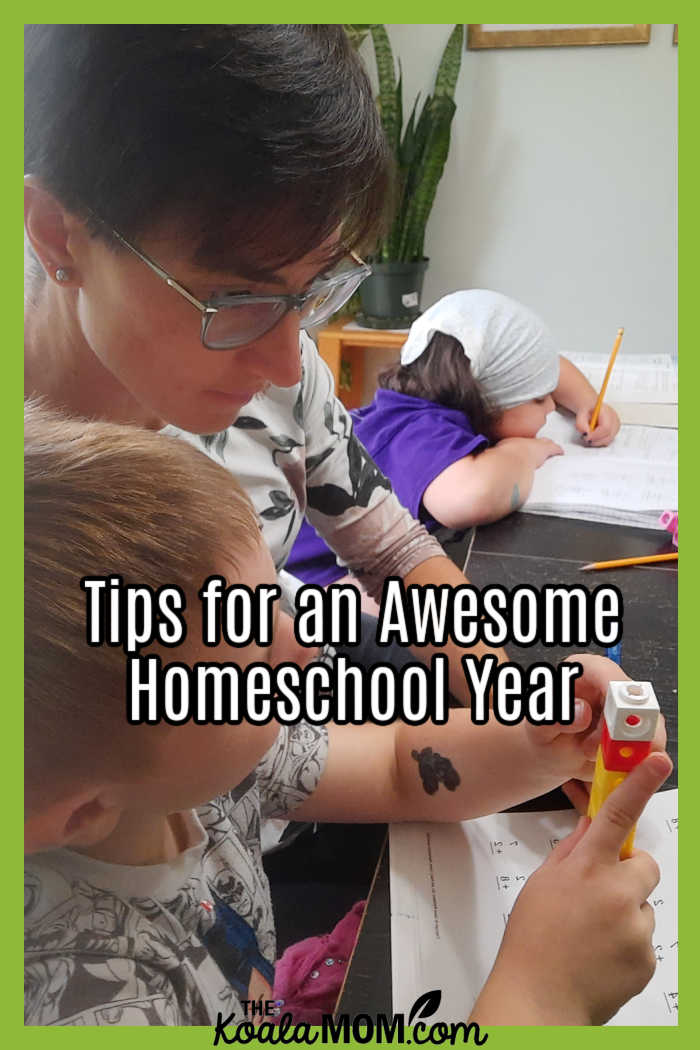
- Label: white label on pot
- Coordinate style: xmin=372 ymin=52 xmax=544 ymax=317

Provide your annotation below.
xmin=402 ymin=292 xmax=419 ymax=308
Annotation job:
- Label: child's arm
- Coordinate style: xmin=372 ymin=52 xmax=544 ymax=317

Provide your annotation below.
xmin=293 ymin=708 xmax=587 ymax=824
xmin=293 ymin=657 xmax=666 ymax=824
xmin=468 ymin=752 xmax=671 ymax=1025
xmin=555 ymin=355 xmax=621 ymax=446
xmin=422 ymin=436 xmax=563 ymax=528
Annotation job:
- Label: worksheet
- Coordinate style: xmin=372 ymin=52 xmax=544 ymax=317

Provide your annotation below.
xmin=566 ymin=352 xmax=677 ymax=405
xmin=525 ymin=411 xmax=677 ymax=528
xmin=540 ymin=412 xmax=677 ymax=462
xmin=390 ymin=789 xmax=678 ymax=1026
xmin=613 ymin=403 xmax=678 ymax=429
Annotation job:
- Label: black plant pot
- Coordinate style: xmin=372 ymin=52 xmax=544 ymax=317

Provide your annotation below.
xmin=356 ymin=259 xmax=429 ymax=329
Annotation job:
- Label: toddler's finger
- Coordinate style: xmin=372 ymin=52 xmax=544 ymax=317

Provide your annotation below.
xmin=554 ymin=699 xmax=592 ymax=734
xmin=528 ymin=699 xmax=591 ymax=744
xmin=565 ymin=654 xmax=631 ymax=703
xmin=578 ymin=753 xmax=672 ymax=864
xmin=650 ymin=713 xmax=667 ymax=753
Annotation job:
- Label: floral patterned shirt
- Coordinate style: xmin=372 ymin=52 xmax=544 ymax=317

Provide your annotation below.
xmin=24 ymin=724 xmax=328 ymax=1026
xmin=164 ymin=334 xmax=444 ymax=600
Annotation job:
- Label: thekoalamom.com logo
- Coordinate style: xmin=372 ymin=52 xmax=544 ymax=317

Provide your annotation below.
xmin=212 ymin=991 xmax=488 ymax=1045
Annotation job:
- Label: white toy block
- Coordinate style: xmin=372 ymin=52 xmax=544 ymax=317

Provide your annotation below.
xmin=603 ymin=680 xmax=660 ymax=742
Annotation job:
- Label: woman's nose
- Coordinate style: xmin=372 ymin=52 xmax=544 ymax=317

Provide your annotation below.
xmin=242 ymin=312 xmax=303 ymax=388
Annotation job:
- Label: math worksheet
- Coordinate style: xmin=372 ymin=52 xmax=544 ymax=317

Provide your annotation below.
xmin=390 ymin=789 xmax=678 ymax=1026
xmin=526 ymin=410 xmax=677 ymax=529
xmin=566 ymin=352 xmax=677 ymax=405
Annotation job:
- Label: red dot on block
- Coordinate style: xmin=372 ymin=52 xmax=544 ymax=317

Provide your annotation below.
xmin=626 ymin=714 xmax=641 ymax=726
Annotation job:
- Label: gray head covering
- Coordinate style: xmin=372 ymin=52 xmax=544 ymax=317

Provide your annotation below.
xmin=400 ymin=289 xmax=560 ymax=409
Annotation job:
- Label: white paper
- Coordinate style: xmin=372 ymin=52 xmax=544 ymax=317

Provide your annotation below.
xmin=612 ymin=403 xmax=678 ymax=429
xmin=522 ymin=411 xmax=677 ymax=529
xmin=566 ymin=352 xmax=677 ymax=405
xmin=390 ymin=789 xmax=678 ymax=1026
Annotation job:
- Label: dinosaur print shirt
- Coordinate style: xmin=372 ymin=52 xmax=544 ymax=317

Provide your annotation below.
xmin=164 ymin=334 xmax=444 ymax=600
xmin=25 ymin=724 xmax=327 ymax=1026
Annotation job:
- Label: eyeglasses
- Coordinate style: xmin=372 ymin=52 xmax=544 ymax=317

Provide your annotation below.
xmin=109 ymin=228 xmax=371 ymax=350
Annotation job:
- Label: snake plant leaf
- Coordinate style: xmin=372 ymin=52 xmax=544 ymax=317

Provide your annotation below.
xmin=403 ymin=94 xmax=432 ymax=192
xmin=398 ymin=25 xmax=462 ymax=260
xmin=433 ymin=23 xmax=464 ymax=99
xmin=395 ymin=59 xmax=403 ymax=155
xmin=370 ymin=24 xmax=400 ymax=157
xmin=398 ymin=95 xmax=457 ymax=261
xmin=384 ymin=82 xmax=418 ymax=259
xmin=351 ymin=24 xmax=463 ymax=265
xmin=343 ymin=24 xmax=375 ymax=50
xmin=396 ymin=96 xmax=433 ymax=231
xmin=387 ymin=93 xmax=435 ymax=261
xmin=399 ymin=91 xmax=420 ymax=169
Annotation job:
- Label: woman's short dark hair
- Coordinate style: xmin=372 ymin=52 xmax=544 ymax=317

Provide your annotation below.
xmin=377 ymin=332 xmax=498 ymax=441
xmin=24 ymin=25 xmax=392 ymax=272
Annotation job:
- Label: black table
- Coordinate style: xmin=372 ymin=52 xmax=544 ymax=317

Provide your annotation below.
xmin=337 ymin=512 xmax=678 ymax=1018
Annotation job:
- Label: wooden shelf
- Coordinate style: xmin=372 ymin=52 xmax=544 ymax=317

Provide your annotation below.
xmin=315 ymin=317 xmax=408 ymax=408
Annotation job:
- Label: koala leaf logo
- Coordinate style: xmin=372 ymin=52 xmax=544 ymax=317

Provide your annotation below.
xmin=408 ymin=990 xmax=442 ymax=1026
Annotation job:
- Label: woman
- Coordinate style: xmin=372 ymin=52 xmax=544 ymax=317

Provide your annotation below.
xmin=24 ymin=24 xmax=621 ymax=716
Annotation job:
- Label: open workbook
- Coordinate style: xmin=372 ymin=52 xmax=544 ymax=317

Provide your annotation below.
xmin=566 ymin=352 xmax=677 ymax=408
xmin=524 ymin=352 xmax=677 ymax=529
xmin=390 ymin=789 xmax=678 ymax=1026
xmin=526 ymin=410 xmax=677 ymax=529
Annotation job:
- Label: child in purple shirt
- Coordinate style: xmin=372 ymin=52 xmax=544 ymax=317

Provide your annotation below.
xmin=288 ymin=290 xmax=620 ymax=589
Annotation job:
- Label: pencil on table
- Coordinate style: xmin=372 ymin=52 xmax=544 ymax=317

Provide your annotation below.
xmin=580 ymin=552 xmax=678 ymax=571
xmin=589 ymin=327 xmax=624 ymax=432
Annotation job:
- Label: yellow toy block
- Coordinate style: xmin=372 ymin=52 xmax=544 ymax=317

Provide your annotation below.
xmin=587 ymin=749 xmax=636 ymax=858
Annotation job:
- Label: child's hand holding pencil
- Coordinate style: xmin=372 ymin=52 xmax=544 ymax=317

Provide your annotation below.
xmin=579 ymin=401 xmax=621 ymax=446
xmin=578 ymin=327 xmax=624 ymax=446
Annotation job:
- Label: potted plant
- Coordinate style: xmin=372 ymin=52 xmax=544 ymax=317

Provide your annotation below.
xmin=345 ymin=24 xmax=463 ymax=328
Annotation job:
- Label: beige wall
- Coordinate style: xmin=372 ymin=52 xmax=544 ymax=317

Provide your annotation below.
xmin=362 ymin=24 xmax=677 ymax=364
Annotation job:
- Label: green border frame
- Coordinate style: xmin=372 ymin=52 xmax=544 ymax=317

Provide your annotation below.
xmin=14 ymin=10 xmax=686 ymax=1049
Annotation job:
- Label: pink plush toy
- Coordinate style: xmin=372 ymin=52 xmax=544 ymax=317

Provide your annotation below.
xmin=659 ymin=510 xmax=678 ymax=548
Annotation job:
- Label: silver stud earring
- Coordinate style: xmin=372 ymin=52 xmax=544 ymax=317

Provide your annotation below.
xmin=55 ymin=268 xmax=70 ymax=283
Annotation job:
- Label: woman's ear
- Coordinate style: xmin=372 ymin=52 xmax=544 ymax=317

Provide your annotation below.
xmin=24 ymin=176 xmax=79 ymax=286
xmin=25 ymin=787 xmax=122 ymax=854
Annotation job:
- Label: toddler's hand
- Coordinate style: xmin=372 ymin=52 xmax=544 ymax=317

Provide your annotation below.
xmin=523 ymin=653 xmax=665 ymax=786
xmin=558 ymin=653 xmax=667 ymax=813
xmin=567 ymin=653 xmax=667 ymax=765
xmin=523 ymin=694 xmax=598 ymax=785
xmin=477 ymin=752 xmax=672 ymax=1025
xmin=522 ymin=653 xmax=621 ymax=783
xmin=577 ymin=403 xmax=621 ymax=446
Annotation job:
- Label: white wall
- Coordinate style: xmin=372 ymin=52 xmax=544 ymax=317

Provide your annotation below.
xmin=376 ymin=24 xmax=677 ymax=358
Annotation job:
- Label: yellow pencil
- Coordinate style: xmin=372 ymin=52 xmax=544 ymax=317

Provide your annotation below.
xmin=589 ymin=327 xmax=624 ymax=432
xmin=580 ymin=552 xmax=678 ymax=571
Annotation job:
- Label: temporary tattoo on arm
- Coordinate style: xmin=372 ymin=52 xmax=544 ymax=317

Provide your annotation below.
xmin=510 ymin=483 xmax=521 ymax=512
xmin=411 ymin=747 xmax=461 ymax=795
